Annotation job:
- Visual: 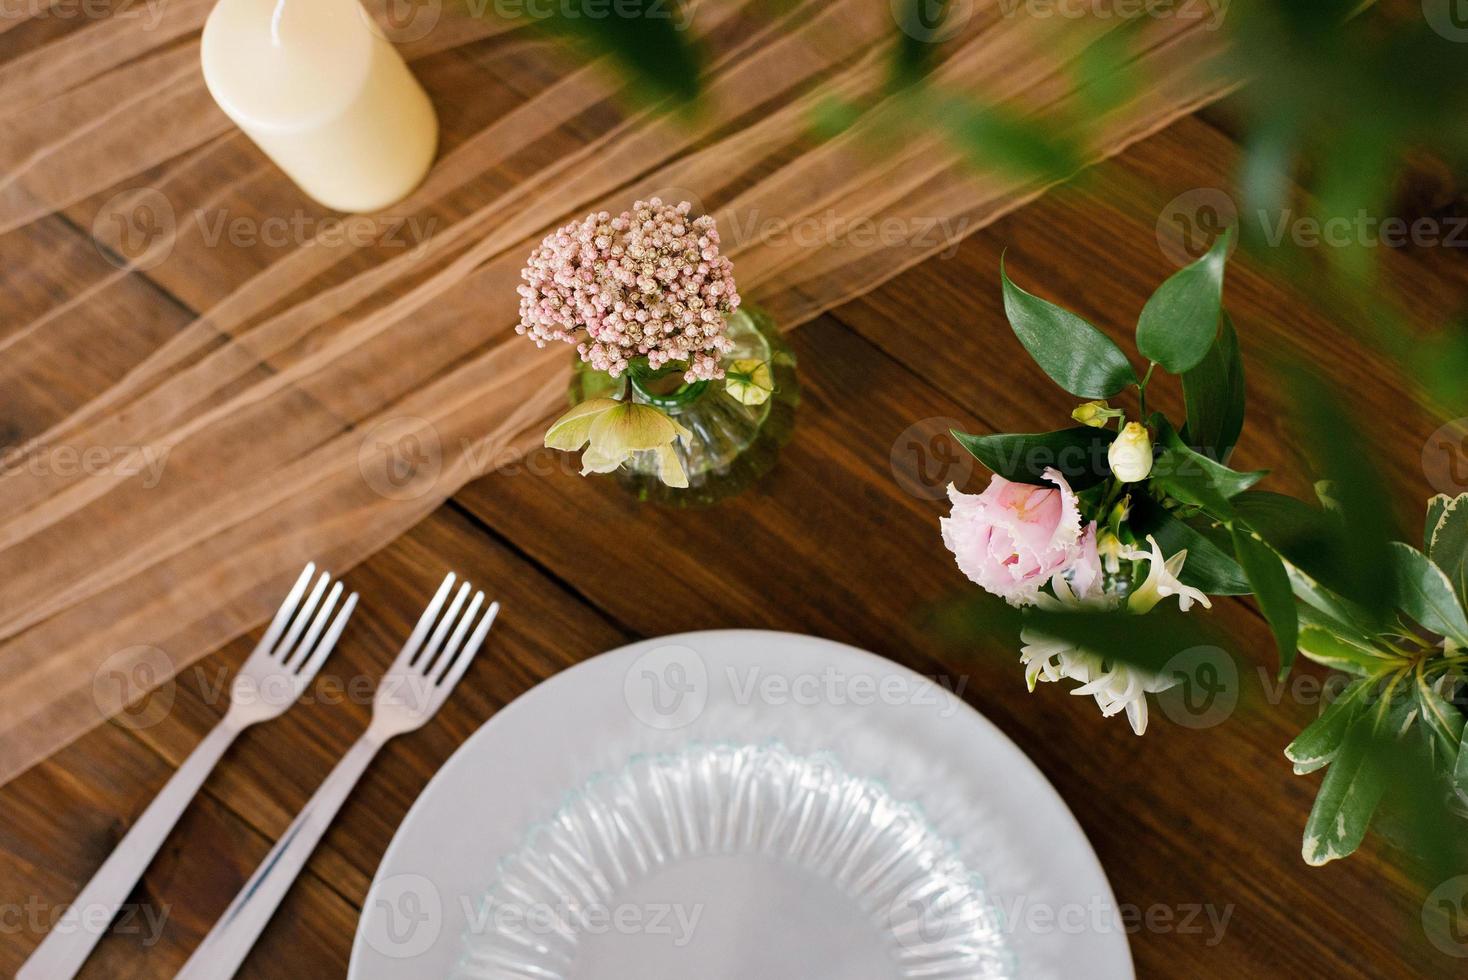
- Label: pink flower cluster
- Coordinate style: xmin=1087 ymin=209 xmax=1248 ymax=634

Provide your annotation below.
xmin=517 ymin=198 xmax=740 ymax=382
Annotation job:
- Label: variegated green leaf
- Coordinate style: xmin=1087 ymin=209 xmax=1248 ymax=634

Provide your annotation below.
xmin=1455 ymin=716 xmax=1468 ymax=810
xmin=1388 ymin=542 xmax=1468 ymax=646
xmin=1280 ymin=558 xmax=1377 ymax=640
xmin=1426 ymin=492 xmax=1468 ymax=612
xmin=1295 ymin=620 xmax=1395 ymax=677
xmin=1286 ymin=678 xmax=1370 ymax=775
xmin=1302 ymin=711 xmax=1388 ymax=866
xmin=1415 ymin=670 xmax=1465 ymax=769
xmin=1426 ymin=493 xmax=1453 ymax=552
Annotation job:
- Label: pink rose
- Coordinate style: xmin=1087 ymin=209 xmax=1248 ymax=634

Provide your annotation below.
xmin=941 ymin=467 xmax=1086 ymax=606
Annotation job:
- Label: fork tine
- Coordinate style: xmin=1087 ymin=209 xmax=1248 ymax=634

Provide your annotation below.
xmin=414 ymin=582 xmax=470 ymax=672
xmin=285 ymin=581 xmax=343 ymax=671
xmin=394 ymin=572 xmax=455 ymax=668
xmin=256 ymin=564 xmax=315 ymax=655
xmin=275 ymin=571 xmax=330 ymax=659
xmin=436 ymin=600 xmax=498 ymax=692
xmin=297 ymin=592 xmax=358 ymax=681
xmin=429 ymin=592 xmax=483 ymax=684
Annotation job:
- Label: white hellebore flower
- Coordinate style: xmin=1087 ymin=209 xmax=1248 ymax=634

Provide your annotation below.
xmin=544 ymin=397 xmax=692 ymax=488
xmin=1108 ymin=421 xmax=1153 ymax=483
xmin=724 ymin=358 xmax=774 ymax=406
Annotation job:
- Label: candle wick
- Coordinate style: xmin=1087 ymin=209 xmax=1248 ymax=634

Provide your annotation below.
xmin=269 ymin=0 xmax=287 ymax=46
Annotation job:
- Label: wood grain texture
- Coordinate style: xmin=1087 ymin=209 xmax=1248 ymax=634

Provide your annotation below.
xmin=3 ymin=80 xmax=1465 ymax=980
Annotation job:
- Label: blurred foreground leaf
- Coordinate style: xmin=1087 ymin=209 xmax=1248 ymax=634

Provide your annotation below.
xmin=933 ymin=590 xmax=1224 ymax=678
xmin=1286 ymin=371 xmax=1397 ymax=624
xmin=482 ymin=0 xmax=703 ymax=108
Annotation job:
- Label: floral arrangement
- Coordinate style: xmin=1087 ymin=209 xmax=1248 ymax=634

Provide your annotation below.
xmin=940 ymin=230 xmax=1468 ymax=868
xmin=519 ymin=198 xmax=775 ymax=489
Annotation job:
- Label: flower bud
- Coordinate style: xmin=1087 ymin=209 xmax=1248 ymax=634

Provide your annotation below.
xmin=1108 ymin=422 xmax=1154 ymax=483
xmin=725 ymin=358 xmax=774 ymax=406
xmin=1071 ymin=400 xmax=1121 ymax=428
xmin=1096 ymin=529 xmax=1125 ymax=574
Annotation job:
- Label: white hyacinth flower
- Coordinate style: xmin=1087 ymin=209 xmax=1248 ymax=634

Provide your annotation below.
xmin=1124 ymin=535 xmax=1213 ymax=613
xmin=1019 ymin=532 xmax=1210 ymax=736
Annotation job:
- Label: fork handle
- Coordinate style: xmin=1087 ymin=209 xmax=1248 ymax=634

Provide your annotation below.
xmin=175 ymin=734 xmax=384 ymax=980
xmin=18 ymin=720 xmax=242 ymax=980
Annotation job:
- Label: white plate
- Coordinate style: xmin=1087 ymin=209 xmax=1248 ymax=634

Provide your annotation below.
xmin=349 ymin=631 xmax=1134 ymax=980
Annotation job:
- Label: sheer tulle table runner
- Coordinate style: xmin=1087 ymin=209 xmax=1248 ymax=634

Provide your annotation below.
xmin=0 ymin=0 xmax=1230 ymax=784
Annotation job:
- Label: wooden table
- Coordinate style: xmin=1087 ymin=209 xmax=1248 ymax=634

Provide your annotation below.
xmin=3 ymin=55 xmax=1466 ymax=980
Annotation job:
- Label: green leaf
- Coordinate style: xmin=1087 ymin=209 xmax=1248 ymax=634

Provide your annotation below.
xmin=999 ymin=257 xmax=1138 ymax=398
xmin=1415 ymin=671 xmax=1465 ymax=770
xmin=1180 ymin=311 xmax=1245 ymax=462
xmin=1232 ymin=526 xmax=1299 ymax=677
xmin=1455 ymin=716 xmax=1468 ymax=809
xmin=1128 ymin=497 xmax=1249 ymax=595
xmin=1136 ymin=226 xmax=1233 ymax=373
xmin=1388 ymin=542 xmax=1468 ymax=646
xmin=1286 ymin=566 xmax=1379 ymax=646
xmin=1302 ymin=710 xmax=1387 ymax=866
xmin=1426 ymin=492 xmax=1468 ymax=610
xmin=1286 ymin=678 xmax=1370 ymax=774
xmin=951 ymin=427 xmax=1116 ymax=490
xmin=1295 ymin=608 xmax=1396 ymax=677
xmin=1149 ymin=419 xmax=1266 ymax=517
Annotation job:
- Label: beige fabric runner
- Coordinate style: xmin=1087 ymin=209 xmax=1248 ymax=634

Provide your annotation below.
xmin=0 ymin=0 xmax=1230 ymax=784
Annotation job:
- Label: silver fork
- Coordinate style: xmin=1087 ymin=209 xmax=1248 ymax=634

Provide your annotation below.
xmin=176 ymin=571 xmax=499 ymax=980
xmin=18 ymin=564 xmax=357 ymax=980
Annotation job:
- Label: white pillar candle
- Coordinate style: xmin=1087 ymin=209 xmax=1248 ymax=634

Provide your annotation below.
xmin=201 ymin=0 xmax=438 ymax=214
